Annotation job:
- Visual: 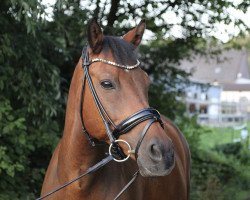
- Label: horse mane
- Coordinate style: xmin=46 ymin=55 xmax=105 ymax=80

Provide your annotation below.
xmin=102 ymin=36 xmax=138 ymax=66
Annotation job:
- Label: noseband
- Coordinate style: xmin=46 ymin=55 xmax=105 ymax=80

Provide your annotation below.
xmin=80 ymin=46 xmax=164 ymax=161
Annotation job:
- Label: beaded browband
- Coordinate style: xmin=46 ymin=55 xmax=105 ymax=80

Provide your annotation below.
xmin=91 ymin=58 xmax=140 ymax=70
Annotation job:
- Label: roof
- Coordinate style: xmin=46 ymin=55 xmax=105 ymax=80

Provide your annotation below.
xmin=178 ymin=49 xmax=250 ymax=86
xmin=223 ymin=83 xmax=250 ymax=91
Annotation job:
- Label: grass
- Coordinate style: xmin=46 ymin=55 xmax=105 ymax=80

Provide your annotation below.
xmin=197 ymin=122 xmax=250 ymax=200
xmin=199 ymin=122 xmax=250 ymax=150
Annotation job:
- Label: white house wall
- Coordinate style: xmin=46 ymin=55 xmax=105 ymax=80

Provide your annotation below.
xmin=221 ymin=91 xmax=250 ymax=102
xmin=207 ymin=86 xmax=221 ymax=119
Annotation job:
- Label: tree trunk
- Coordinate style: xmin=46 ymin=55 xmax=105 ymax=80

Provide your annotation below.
xmin=104 ymin=0 xmax=120 ymax=34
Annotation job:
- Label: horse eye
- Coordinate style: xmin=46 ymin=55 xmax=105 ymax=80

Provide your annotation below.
xmin=100 ymin=80 xmax=115 ymax=89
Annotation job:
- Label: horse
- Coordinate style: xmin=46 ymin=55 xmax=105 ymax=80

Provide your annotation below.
xmin=40 ymin=18 xmax=190 ymax=200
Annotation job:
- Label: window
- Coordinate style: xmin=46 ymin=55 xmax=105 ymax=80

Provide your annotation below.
xmin=221 ymin=103 xmax=236 ymax=114
xmin=189 ymin=104 xmax=196 ymax=113
xmin=199 ymin=104 xmax=208 ymax=114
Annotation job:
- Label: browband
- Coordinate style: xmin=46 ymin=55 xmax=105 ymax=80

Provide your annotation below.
xmin=91 ymin=58 xmax=140 ymax=70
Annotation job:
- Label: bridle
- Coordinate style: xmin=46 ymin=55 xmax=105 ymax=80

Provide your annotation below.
xmin=80 ymin=46 xmax=164 ymax=161
xmin=37 ymin=46 xmax=164 ymax=200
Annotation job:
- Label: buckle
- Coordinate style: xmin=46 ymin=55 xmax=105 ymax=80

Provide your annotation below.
xmin=109 ymin=140 xmax=133 ymax=162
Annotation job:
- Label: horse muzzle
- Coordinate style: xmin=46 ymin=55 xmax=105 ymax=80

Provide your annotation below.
xmin=108 ymin=107 xmax=175 ymax=176
xmin=137 ymin=140 xmax=175 ymax=177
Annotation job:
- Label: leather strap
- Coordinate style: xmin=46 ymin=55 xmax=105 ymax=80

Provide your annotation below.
xmin=81 ymin=47 xmax=126 ymax=159
xmin=113 ymin=108 xmax=163 ymax=138
xmin=79 ymin=74 xmax=102 ymax=146
xmin=36 ymin=155 xmax=113 ymax=200
xmin=114 ymin=171 xmax=139 ymax=200
xmin=135 ymin=118 xmax=157 ymax=158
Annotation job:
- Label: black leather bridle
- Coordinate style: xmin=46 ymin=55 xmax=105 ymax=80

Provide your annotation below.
xmin=37 ymin=46 xmax=164 ymax=200
xmin=80 ymin=46 xmax=164 ymax=160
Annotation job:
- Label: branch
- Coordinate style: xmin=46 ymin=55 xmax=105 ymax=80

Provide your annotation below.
xmin=93 ymin=0 xmax=101 ymax=19
xmin=104 ymin=0 xmax=120 ymax=34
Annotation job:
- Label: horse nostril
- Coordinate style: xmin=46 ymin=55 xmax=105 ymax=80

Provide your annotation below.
xmin=149 ymin=144 xmax=163 ymax=162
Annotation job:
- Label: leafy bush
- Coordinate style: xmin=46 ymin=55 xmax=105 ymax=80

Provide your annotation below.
xmin=189 ymin=130 xmax=250 ymax=200
xmin=0 ymin=0 xmax=64 ymax=198
xmin=214 ymin=142 xmax=243 ymax=157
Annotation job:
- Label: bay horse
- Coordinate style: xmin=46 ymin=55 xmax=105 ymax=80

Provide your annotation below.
xmin=40 ymin=18 xmax=190 ymax=200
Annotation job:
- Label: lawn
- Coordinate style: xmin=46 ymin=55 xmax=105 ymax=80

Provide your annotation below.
xmin=196 ymin=122 xmax=250 ymax=200
xmin=199 ymin=122 xmax=250 ymax=150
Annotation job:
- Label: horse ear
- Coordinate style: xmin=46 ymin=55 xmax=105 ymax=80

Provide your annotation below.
xmin=87 ymin=18 xmax=104 ymax=54
xmin=122 ymin=20 xmax=146 ymax=47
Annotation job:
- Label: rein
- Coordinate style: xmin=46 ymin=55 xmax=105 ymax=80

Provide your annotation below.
xmin=36 ymin=46 xmax=164 ymax=200
xmin=36 ymin=155 xmax=113 ymax=200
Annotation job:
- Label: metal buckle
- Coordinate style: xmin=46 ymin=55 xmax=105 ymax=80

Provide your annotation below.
xmin=109 ymin=139 xmax=133 ymax=162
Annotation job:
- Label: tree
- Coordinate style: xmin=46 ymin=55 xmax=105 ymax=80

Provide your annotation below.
xmin=0 ymin=0 xmax=64 ymax=198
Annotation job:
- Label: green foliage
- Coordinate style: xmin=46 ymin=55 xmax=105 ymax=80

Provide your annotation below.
xmin=189 ymin=127 xmax=250 ymax=200
xmin=215 ymin=142 xmax=243 ymax=156
xmin=0 ymin=0 xmax=63 ymax=198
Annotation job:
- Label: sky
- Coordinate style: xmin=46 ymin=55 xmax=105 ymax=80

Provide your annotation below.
xmin=211 ymin=6 xmax=250 ymax=42
xmin=41 ymin=0 xmax=250 ymax=43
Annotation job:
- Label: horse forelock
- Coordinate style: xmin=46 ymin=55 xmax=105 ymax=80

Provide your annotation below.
xmin=101 ymin=36 xmax=138 ymax=66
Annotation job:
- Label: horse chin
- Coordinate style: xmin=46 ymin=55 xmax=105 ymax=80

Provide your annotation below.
xmin=137 ymin=155 xmax=175 ymax=177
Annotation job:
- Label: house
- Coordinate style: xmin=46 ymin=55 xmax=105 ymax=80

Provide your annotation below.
xmin=178 ymin=49 xmax=250 ymax=126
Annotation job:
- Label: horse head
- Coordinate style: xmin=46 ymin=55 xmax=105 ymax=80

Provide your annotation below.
xmin=81 ymin=18 xmax=175 ymax=177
